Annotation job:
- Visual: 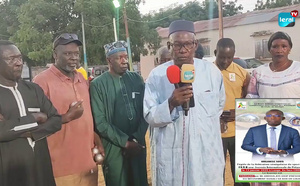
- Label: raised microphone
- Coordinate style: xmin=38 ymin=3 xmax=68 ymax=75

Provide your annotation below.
xmin=166 ymin=65 xmax=181 ymax=89
xmin=180 ymin=64 xmax=195 ymax=116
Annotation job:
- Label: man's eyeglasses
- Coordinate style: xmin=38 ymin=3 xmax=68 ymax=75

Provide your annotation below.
xmin=266 ymin=114 xmax=282 ymax=118
xmin=2 ymin=55 xmax=23 ymax=65
xmin=104 ymin=41 xmax=127 ymax=51
xmin=168 ymin=41 xmax=196 ymax=51
xmin=56 ymin=33 xmax=79 ymax=40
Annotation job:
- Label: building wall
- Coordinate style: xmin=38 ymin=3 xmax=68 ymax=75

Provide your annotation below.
xmin=140 ymin=18 xmax=300 ymax=80
xmin=140 ymin=54 xmax=155 ymax=80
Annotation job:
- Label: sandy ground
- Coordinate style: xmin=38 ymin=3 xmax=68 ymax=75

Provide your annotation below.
xmin=98 ymin=131 xmax=234 ymax=186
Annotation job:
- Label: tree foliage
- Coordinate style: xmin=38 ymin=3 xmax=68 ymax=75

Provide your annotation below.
xmin=0 ymin=0 xmax=160 ymax=66
xmin=0 ymin=0 xmax=27 ymax=40
xmin=255 ymin=0 xmax=300 ymax=10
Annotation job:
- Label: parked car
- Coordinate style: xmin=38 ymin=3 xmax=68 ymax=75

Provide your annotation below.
xmin=240 ymin=57 xmax=264 ymax=68
xmin=202 ymin=56 xmax=264 ymax=75
xmin=87 ymin=65 xmax=109 ymax=81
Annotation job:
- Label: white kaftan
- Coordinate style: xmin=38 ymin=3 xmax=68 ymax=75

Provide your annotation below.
xmin=144 ymin=59 xmax=226 ymax=186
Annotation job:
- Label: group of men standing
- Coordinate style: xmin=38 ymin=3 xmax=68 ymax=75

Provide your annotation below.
xmin=2 ymin=19 xmax=295 ymax=186
xmin=0 ymin=31 xmax=148 ymax=185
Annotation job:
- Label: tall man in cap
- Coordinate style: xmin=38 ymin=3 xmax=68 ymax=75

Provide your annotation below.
xmin=144 ymin=20 xmax=225 ymax=186
xmin=33 ymin=33 xmax=104 ymax=186
xmin=0 ymin=40 xmax=61 ymax=186
xmin=90 ymin=40 xmax=148 ymax=186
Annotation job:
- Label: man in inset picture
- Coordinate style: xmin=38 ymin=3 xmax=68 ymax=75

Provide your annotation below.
xmin=242 ymin=109 xmax=300 ymax=161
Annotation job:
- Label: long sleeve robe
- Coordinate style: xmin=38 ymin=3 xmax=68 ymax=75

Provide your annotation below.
xmin=90 ymin=71 xmax=148 ymax=186
xmin=0 ymin=80 xmax=61 ymax=186
xmin=144 ymin=59 xmax=225 ymax=186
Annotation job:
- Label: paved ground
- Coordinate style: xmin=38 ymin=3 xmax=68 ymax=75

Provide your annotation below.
xmin=98 ymin=131 xmax=234 ymax=186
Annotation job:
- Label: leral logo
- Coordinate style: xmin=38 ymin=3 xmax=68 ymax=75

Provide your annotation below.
xmin=183 ymin=71 xmax=194 ymax=81
xmin=278 ymin=12 xmax=296 ymax=27
xmin=236 ymin=102 xmax=247 ymax=110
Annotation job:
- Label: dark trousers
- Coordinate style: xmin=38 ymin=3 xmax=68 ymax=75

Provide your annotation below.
xmin=222 ymin=136 xmax=250 ymax=186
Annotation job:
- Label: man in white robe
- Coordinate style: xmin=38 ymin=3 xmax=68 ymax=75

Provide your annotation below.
xmin=144 ymin=20 xmax=226 ymax=186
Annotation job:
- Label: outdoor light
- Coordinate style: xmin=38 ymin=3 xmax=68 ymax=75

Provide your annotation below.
xmin=113 ymin=0 xmax=120 ymax=8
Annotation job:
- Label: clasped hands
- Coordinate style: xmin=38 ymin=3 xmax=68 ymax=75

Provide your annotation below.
xmin=259 ymin=147 xmax=287 ymax=155
xmin=123 ymin=140 xmax=145 ymax=158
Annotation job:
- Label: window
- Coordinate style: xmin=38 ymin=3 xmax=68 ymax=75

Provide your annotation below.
xmin=202 ymin=44 xmax=210 ymax=56
xmin=255 ymin=39 xmax=271 ymax=59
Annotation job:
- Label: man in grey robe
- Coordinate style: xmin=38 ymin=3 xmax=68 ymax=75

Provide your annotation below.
xmin=0 ymin=40 xmax=61 ymax=186
xmin=143 ymin=20 xmax=225 ymax=186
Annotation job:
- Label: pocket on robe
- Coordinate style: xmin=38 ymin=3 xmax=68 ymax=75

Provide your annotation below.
xmin=196 ymin=92 xmax=219 ymax=117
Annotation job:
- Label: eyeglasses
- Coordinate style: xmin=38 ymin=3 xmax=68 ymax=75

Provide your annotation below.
xmin=266 ymin=114 xmax=282 ymax=118
xmin=53 ymin=33 xmax=80 ymax=49
xmin=104 ymin=41 xmax=127 ymax=52
xmin=2 ymin=55 xmax=23 ymax=65
xmin=168 ymin=41 xmax=196 ymax=51
xmin=56 ymin=33 xmax=79 ymax=40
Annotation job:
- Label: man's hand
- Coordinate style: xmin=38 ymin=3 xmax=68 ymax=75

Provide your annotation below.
xmin=31 ymin=112 xmax=48 ymax=124
xmin=259 ymin=147 xmax=274 ymax=154
xmin=123 ymin=141 xmax=145 ymax=158
xmin=63 ymin=101 xmax=84 ymax=123
xmin=94 ymin=133 xmax=105 ymax=158
xmin=221 ymin=109 xmax=235 ymax=122
xmin=269 ymin=150 xmax=287 ymax=155
xmin=168 ymin=85 xmax=193 ymax=111
xmin=277 ymin=150 xmax=288 ymax=155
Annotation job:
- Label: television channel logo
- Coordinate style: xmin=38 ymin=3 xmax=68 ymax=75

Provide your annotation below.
xmin=278 ymin=10 xmax=298 ymax=27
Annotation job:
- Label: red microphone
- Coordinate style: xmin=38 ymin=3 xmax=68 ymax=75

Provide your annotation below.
xmin=167 ymin=65 xmax=180 ymax=88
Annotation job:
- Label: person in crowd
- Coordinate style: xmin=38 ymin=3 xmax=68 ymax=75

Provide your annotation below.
xmin=247 ymin=32 xmax=300 ymax=186
xmin=33 ymin=33 xmax=104 ymax=186
xmin=144 ymin=20 xmax=225 ymax=186
xmin=0 ymin=40 xmax=61 ymax=186
xmin=89 ymin=40 xmax=148 ymax=186
xmin=154 ymin=46 xmax=171 ymax=66
xmin=247 ymin=31 xmax=300 ymax=98
xmin=242 ymin=109 xmax=300 ymax=159
xmin=194 ymin=43 xmax=204 ymax=59
xmin=214 ymin=38 xmax=250 ymax=186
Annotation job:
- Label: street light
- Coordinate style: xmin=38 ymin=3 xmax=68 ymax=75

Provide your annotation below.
xmin=113 ymin=0 xmax=120 ymax=8
xmin=113 ymin=0 xmax=134 ymax=72
xmin=81 ymin=12 xmax=88 ymax=71
xmin=113 ymin=0 xmax=120 ymax=41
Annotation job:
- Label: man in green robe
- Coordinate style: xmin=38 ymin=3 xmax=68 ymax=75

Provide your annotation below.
xmin=90 ymin=40 xmax=148 ymax=186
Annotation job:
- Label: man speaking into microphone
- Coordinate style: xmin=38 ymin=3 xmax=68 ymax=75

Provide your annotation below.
xmin=144 ymin=20 xmax=226 ymax=186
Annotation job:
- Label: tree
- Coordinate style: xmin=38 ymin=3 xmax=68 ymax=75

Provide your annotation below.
xmin=142 ymin=0 xmax=243 ymax=30
xmin=0 ymin=0 xmax=27 ymax=40
xmin=3 ymin=0 xmax=160 ymax=66
xmin=12 ymin=0 xmax=80 ymax=65
xmin=255 ymin=0 xmax=300 ymax=10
